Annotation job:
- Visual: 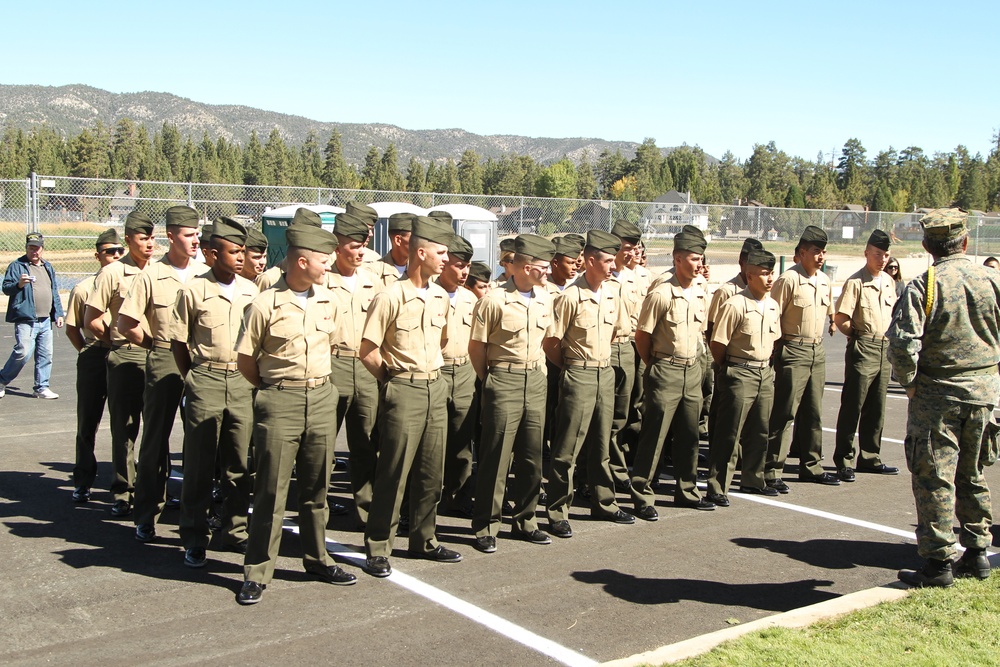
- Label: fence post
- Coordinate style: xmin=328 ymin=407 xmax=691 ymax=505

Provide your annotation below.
xmin=186 ymin=182 xmax=193 ymax=208
xmin=519 ymin=196 xmax=525 ymax=233
xmin=317 ymin=187 xmax=322 ymax=205
xmin=29 ymin=172 xmax=37 ymax=232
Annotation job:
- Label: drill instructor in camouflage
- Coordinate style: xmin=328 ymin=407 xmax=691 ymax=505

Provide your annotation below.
xmin=890 ymin=208 xmax=1000 ymax=587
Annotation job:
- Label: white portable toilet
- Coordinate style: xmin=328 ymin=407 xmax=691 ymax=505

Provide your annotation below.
xmin=369 ymin=202 xmax=430 ymax=256
xmin=261 ymin=204 xmax=344 ymax=265
xmin=427 ymin=203 xmax=499 ymax=270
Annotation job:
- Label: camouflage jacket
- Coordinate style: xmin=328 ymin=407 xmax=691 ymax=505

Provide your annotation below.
xmin=887 ymin=254 xmax=1000 ymax=406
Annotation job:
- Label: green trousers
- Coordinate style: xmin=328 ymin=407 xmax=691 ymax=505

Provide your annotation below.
xmin=72 ymin=345 xmax=110 ymax=488
xmin=630 ymin=359 xmax=703 ymax=508
xmin=834 ymin=337 xmax=890 ymax=469
xmin=546 ymin=366 xmax=619 ymax=522
xmin=621 ymin=342 xmax=645 ymax=449
xmin=699 ymin=345 xmax=713 ymax=437
xmin=365 ymin=376 xmax=447 ymax=558
xmin=609 ymin=341 xmax=636 ymax=486
xmin=440 ymin=362 xmax=478 ymax=514
xmin=707 ymin=364 xmax=773 ymax=494
xmin=472 ymin=367 xmax=546 ymax=537
xmin=106 ymin=346 xmax=146 ymax=502
xmin=179 ymin=365 xmax=253 ymax=551
xmin=133 ymin=347 xmax=184 ymax=526
xmin=905 ymin=392 xmax=994 ymax=561
xmin=244 ymin=381 xmax=337 ymax=585
xmin=331 ymin=356 xmax=379 ymax=525
xmin=765 ymin=340 xmax=826 ymax=480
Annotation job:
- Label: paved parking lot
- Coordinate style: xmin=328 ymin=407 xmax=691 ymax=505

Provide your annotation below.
xmin=1 ymin=329 xmax=996 ymax=666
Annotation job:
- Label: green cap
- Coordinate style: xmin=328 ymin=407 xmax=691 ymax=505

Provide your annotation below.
xmin=468 ymin=262 xmax=492 ymax=284
xmin=746 ymin=248 xmax=776 ymax=270
xmin=564 ymin=233 xmax=585 ymax=246
xmin=200 ymin=223 xmax=214 ymax=239
xmin=552 ymin=235 xmax=585 ymax=258
xmin=514 ymin=234 xmax=556 ymax=262
xmin=412 ymin=216 xmax=454 ymax=247
xmin=287 ymin=224 xmax=338 ymax=254
xmin=920 ymin=208 xmax=968 ymax=240
xmin=867 ymin=229 xmax=891 ymax=251
xmin=245 ymin=227 xmax=268 ymax=251
xmin=96 ymin=228 xmax=120 ymax=248
xmin=346 ymin=201 xmax=377 ymax=225
xmin=499 ymin=238 xmax=516 ymax=253
xmin=798 ymin=225 xmax=828 ymax=249
xmin=448 ymin=234 xmax=474 ymax=261
xmin=25 ymin=232 xmax=44 ymax=247
xmin=429 ymin=210 xmax=454 ymax=225
xmin=212 ymin=217 xmax=248 ymax=246
xmin=165 ymin=205 xmax=199 ymax=228
xmin=586 ymin=229 xmax=621 ymax=255
xmin=292 ymin=208 xmax=323 ymax=228
xmin=740 ymin=238 xmax=764 ymax=256
xmin=334 ymin=211 xmax=371 ymax=243
xmin=673 ymin=225 xmax=707 ymax=254
xmin=388 ymin=212 xmax=416 ymax=233
xmin=124 ymin=210 xmax=154 ymax=234
xmin=610 ymin=219 xmax=642 ymax=244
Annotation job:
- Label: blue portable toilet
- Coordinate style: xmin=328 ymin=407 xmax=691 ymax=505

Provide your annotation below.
xmin=261 ymin=204 xmax=344 ymax=266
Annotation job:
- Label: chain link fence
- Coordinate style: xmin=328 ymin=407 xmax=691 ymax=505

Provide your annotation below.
xmin=7 ymin=173 xmax=1000 ymax=289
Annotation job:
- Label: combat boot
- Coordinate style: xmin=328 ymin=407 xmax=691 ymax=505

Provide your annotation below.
xmin=898 ymin=558 xmax=954 ymax=588
xmin=954 ymin=549 xmax=991 ymax=580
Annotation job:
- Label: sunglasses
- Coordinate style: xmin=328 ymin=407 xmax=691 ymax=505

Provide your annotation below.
xmin=886 ymin=264 xmax=899 ymax=271
xmin=100 ymin=247 xmax=125 ymax=256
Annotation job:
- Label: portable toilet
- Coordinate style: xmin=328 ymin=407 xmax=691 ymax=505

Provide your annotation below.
xmin=369 ymin=202 xmax=429 ymax=257
xmin=260 ymin=204 xmax=344 ymax=266
xmin=427 ymin=204 xmax=499 ymax=270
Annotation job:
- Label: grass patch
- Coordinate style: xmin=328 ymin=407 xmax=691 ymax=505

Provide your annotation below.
xmin=666 ymin=577 xmax=1000 ymax=667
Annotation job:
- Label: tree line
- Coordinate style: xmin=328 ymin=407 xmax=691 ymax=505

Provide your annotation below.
xmin=1 ymin=119 xmax=999 ymax=211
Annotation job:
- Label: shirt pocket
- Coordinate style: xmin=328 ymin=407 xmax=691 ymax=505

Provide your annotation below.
xmin=195 ymin=313 xmax=228 ymax=350
xmin=395 ymin=316 xmax=421 ymax=348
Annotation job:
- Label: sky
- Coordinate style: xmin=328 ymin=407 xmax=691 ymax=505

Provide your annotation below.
xmin=4 ymin=0 xmax=998 ymax=162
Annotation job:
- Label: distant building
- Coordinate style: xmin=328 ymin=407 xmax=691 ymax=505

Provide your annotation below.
xmin=639 ymin=190 xmax=709 ymax=237
xmin=568 ymin=200 xmax=610 ymax=233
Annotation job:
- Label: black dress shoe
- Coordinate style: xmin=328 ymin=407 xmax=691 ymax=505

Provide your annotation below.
xmin=799 ymin=472 xmax=841 ymax=486
xmin=600 ymin=509 xmax=636 ymax=524
xmin=766 ymin=479 xmax=790 ymax=494
xmin=856 ymin=463 xmax=899 ymax=475
xmin=329 ymin=501 xmax=350 ymax=516
xmin=706 ymin=492 xmax=730 ymax=507
xmin=549 ymin=520 xmax=573 ymax=538
xmin=135 ymin=523 xmax=157 ymax=542
xmin=739 ymin=485 xmax=780 ymax=497
xmin=184 ymin=548 xmax=207 ymax=568
xmin=576 ymin=483 xmax=592 ymax=499
xmin=474 ymin=535 xmax=497 ymax=553
xmin=538 ymin=491 xmax=548 ymax=505
xmin=363 ymin=556 xmax=392 ymax=577
xmin=206 ymin=513 xmax=223 ymax=531
xmin=72 ymin=487 xmax=91 ymax=503
xmin=412 ymin=545 xmax=462 ymax=563
xmin=237 ymin=580 xmax=264 ymax=605
xmin=837 ymin=467 xmax=856 ymax=482
xmin=615 ymin=478 xmax=632 ymax=493
xmin=633 ymin=505 xmax=659 ymax=521
xmin=396 ymin=516 xmax=410 ymax=537
xmin=307 ymin=564 xmax=357 ymax=585
xmin=898 ymin=559 xmax=954 ymax=588
xmin=677 ymin=498 xmax=716 ymax=511
xmin=512 ymin=529 xmax=552 ymax=545
xmin=224 ymin=541 xmax=248 ymax=555
xmin=164 ymin=494 xmax=180 ymax=509
xmin=110 ymin=499 xmax=132 ymax=517
xmin=955 ymin=549 xmax=991 ymax=580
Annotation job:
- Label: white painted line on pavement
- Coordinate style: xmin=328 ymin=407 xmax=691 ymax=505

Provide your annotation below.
xmin=820 ymin=426 xmax=904 ymax=444
xmin=728 ymin=491 xmax=915 ymax=539
xmin=824 ymin=386 xmax=909 ymax=401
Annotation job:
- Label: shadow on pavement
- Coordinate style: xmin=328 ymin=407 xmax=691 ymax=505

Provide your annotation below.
xmin=731 ymin=537 xmax=919 ymax=570
xmin=570 ymin=568 xmax=837 ymax=611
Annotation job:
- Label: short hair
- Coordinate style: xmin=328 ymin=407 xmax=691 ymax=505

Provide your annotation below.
xmin=984 ymin=257 xmax=1000 ymax=268
xmin=465 ymin=275 xmax=488 ymax=288
xmin=924 ymin=233 xmax=966 ymax=258
xmin=512 ymin=252 xmax=533 ymax=266
xmin=408 ymin=235 xmax=433 ymax=258
xmin=795 ymin=240 xmax=823 ymax=254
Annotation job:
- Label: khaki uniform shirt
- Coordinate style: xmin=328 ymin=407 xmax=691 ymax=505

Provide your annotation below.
xmin=544 ymin=280 xmax=571 ymax=295
xmin=608 ymin=266 xmax=642 ymax=337
xmin=255 ymin=267 xmax=279 ymax=291
xmin=235 ymin=277 xmax=337 ymax=382
xmin=326 ymin=265 xmax=382 ymax=353
xmin=120 ymin=256 xmax=207 ymax=344
xmin=373 ymin=253 xmax=405 ymax=288
xmin=771 ymin=264 xmax=834 ymax=339
xmin=711 ymin=289 xmax=781 ymax=362
xmin=171 ymin=272 xmax=259 ymax=363
xmin=443 ymin=286 xmax=478 ymax=362
xmin=470 ymin=279 xmax=551 ymax=365
xmin=636 ymin=276 xmax=707 ymax=360
xmin=362 ymin=278 xmax=450 ymax=374
xmin=362 ymin=247 xmax=382 ymax=263
xmin=85 ymin=255 xmax=150 ymax=344
xmin=707 ymin=274 xmax=747 ymax=325
xmin=66 ymin=274 xmax=103 ymax=346
xmin=548 ymin=275 xmax=628 ymax=363
xmin=835 ymin=267 xmax=896 ymax=336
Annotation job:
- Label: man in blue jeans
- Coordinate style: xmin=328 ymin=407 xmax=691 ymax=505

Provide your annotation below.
xmin=0 ymin=232 xmax=64 ymax=399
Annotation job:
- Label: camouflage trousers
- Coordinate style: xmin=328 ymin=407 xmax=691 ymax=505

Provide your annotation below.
xmin=904 ymin=392 xmax=995 ymax=561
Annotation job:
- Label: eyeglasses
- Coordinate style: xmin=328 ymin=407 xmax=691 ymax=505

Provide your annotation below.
xmin=886 ymin=264 xmax=899 ymax=271
xmin=100 ymin=247 xmax=125 ymax=256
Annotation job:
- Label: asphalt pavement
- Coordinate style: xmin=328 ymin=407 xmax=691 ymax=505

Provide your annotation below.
xmin=1 ymin=329 xmax=996 ymax=666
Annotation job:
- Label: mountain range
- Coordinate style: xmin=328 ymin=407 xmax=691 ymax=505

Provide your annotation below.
xmin=0 ymin=84 xmax=706 ymax=166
